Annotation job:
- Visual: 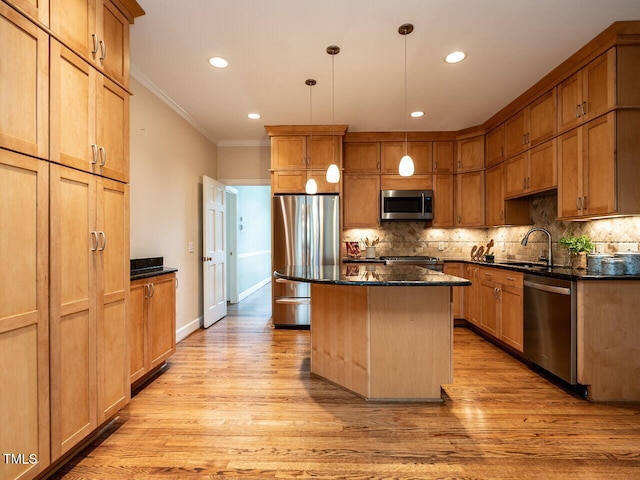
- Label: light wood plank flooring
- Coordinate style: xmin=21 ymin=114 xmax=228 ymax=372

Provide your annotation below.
xmin=51 ymin=285 xmax=640 ymax=479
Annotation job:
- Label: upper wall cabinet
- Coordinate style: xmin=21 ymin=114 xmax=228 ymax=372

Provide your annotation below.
xmin=504 ymin=89 xmax=557 ymax=158
xmin=271 ymin=135 xmax=342 ymax=171
xmin=50 ymin=40 xmax=129 ymax=183
xmin=4 ymin=0 xmax=49 ymax=26
xmin=0 ymin=4 xmax=49 ymax=159
xmin=344 ymin=142 xmax=380 ymax=173
xmin=485 ymin=125 xmax=504 ymax=167
xmin=456 ymin=135 xmax=485 ymax=173
xmin=50 ymin=0 xmax=130 ymax=87
xmin=558 ymin=49 xmax=615 ymax=133
xmin=381 ymin=141 xmax=432 ymax=174
xmin=433 ymin=141 xmax=455 ymax=173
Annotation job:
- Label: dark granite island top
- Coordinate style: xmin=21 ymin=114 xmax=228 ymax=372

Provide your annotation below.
xmin=276 ymin=264 xmax=468 ymax=402
xmin=274 ymin=264 xmax=471 ymax=287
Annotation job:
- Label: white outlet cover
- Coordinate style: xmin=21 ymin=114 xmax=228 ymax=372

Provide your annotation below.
xmin=188 ymin=241 xmax=195 ymax=253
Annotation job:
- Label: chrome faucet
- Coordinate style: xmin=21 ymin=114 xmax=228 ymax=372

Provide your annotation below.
xmin=521 ymin=227 xmax=553 ymax=267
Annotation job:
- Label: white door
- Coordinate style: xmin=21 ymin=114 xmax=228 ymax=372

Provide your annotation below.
xmin=225 ymin=186 xmax=239 ymax=304
xmin=203 ymin=176 xmax=227 ymax=328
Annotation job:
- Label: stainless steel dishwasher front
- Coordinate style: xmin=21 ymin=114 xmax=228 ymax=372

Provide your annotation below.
xmin=523 ymin=274 xmax=577 ymax=384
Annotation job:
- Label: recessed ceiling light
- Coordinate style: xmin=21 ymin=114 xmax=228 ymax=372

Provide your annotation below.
xmin=208 ymin=56 xmax=229 ymax=68
xmin=410 ymin=111 xmax=425 ymax=118
xmin=247 ymin=113 xmax=261 ymax=120
xmin=445 ymin=51 xmax=466 ymax=64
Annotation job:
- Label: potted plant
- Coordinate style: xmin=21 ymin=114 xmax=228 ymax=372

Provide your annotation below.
xmin=559 ymin=234 xmax=593 ymax=269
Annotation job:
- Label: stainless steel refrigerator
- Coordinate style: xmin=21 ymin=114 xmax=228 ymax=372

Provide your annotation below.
xmin=272 ymin=194 xmax=340 ymax=328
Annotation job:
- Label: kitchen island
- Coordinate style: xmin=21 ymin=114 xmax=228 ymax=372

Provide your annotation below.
xmin=274 ymin=264 xmax=470 ymax=401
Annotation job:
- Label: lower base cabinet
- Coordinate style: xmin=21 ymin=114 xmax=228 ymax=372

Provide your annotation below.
xmin=130 ymin=273 xmax=176 ymax=385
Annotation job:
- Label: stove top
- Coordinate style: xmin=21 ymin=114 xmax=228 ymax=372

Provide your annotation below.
xmin=380 ymin=255 xmax=441 ymax=262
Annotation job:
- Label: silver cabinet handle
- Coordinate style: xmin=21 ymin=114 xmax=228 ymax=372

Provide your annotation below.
xmin=91 ymin=33 xmax=99 ymax=55
xmin=91 ymin=144 xmax=99 ymax=165
xmin=99 ymin=147 xmax=106 ymax=167
xmin=99 ymin=40 xmax=106 ymax=62
xmin=98 ymin=231 xmax=106 ymax=251
xmin=582 ymin=102 xmax=587 ymax=116
xmin=522 ymin=134 xmax=526 ymax=145
xmin=576 ymin=104 xmax=581 ymax=118
xmin=143 ymin=284 xmax=148 ymax=298
xmin=149 ymin=283 xmax=155 ymax=298
xmin=90 ymin=231 xmax=98 ymax=251
xmin=583 ymin=195 xmax=587 ymax=210
xmin=175 ymin=277 xmax=179 ymax=289
xmin=576 ymin=196 xmax=582 ymax=210
xmin=433 ymin=160 xmax=437 ymax=171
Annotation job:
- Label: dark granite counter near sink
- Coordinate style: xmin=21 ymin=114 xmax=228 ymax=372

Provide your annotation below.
xmin=130 ymin=257 xmax=178 ymax=281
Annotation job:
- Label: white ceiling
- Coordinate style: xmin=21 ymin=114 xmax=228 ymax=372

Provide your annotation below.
xmin=130 ymin=0 xmax=640 ymax=145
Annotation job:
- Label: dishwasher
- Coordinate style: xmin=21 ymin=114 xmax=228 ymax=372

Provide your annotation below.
xmin=523 ymin=274 xmax=577 ymax=384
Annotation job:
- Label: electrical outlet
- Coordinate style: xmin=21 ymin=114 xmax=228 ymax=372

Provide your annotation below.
xmin=619 ymin=242 xmax=639 ymax=252
xmin=501 ymin=242 xmax=506 ymax=252
xmin=188 ymin=241 xmax=194 ymax=253
xmin=438 ymin=242 xmax=445 ymax=251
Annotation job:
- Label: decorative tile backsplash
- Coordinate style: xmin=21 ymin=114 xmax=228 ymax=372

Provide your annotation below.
xmin=343 ymin=193 xmax=640 ymax=264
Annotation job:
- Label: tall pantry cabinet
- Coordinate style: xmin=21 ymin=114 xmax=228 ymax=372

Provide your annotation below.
xmin=0 ymin=1 xmax=143 ymax=479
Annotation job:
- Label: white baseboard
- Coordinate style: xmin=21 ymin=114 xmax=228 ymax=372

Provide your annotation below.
xmin=238 ymin=277 xmax=271 ymax=302
xmin=176 ymin=316 xmax=203 ymax=343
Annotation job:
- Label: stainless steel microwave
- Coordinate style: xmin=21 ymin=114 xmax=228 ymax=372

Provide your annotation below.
xmin=381 ymin=189 xmax=434 ymax=221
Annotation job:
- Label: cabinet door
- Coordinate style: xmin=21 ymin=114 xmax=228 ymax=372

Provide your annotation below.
xmin=455 ymin=171 xmax=485 ymax=226
xmin=49 ymin=165 xmax=98 ymax=460
xmin=432 ymin=174 xmax=454 ymax=228
xmin=500 ymin=285 xmax=523 ymax=351
xmin=381 ymin=142 xmax=432 ymax=174
xmin=96 ymin=178 xmax=129 ymax=421
xmin=456 ymin=136 xmax=484 ymax=172
xmin=583 ymin=113 xmax=616 ymax=217
xmin=557 ymin=128 xmax=582 ymax=219
xmin=148 ymin=275 xmax=176 ymax=369
xmin=307 ymin=170 xmax=341 ymax=194
xmin=99 ymin=0 xmax=129 ymax=86
xmin=583 ymin=49 xmax=615 ymax=123
xmin=0 ymin=150 xmax=50 ymax=479
xmin=486 ymin=125 xmax=505 ymax=167
xmin=344 ymin=142 xmax=380 ymax=173
xmin=343 ymin=174 xmax=380 ymax=228
xmin=271 ymin=170 xmax=306 ymax=193
xmin=50 ymin=40 xmax=98 ymax=174
xmin=558 ymin=71 xmax=583 ymax=132
xmin=433 ymin=141 xmax=454 ymax=173
xmin=271 ymin=136 xmax=307 ymax=169
xmin=50 ymin=0 xmax=98 ymax=62
xmin=97 ymin=74 xmax=129 ymax=182
xmin=467 ymin=267 xmax=481 ymax=326
xmin=504 ymin=154 xmax=527 ymax=199
xmin=528 ymin=139 xmax=557 ymax=194
xmin=0 ymin=4 xmax=49 ymax=159
xmin=480 ymin=281 xmax=499 ymax=337
xmin=4 ymin=0 xmax=49 ymax=26
xmin=528 ymin=89 xmax=556 ymax=146
xmin=504 ymin=110 xmax=526 ymax=158
xmin=380 ymin=174 xmax=432 ymax=191
xmin=485 ymin=164 xmax=504 ymax=226
xmin=129 ymin=280 xmax=147 ymax=384
xmin=308 ymin=135 xmax=341 ymax=170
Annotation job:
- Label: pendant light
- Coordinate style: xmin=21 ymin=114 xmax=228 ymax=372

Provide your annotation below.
xmin=398 ymin=23 xmax=415 ymax=177
xmin=325 ymin=45 xmax=341 ymax=184
xmin=304 ymin=79 xmax=318 ymax=195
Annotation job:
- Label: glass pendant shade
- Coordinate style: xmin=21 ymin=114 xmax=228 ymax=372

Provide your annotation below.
xmin=305 ymin=178 xmax=318 ymax=195
xmin=399 ymin=154 xmax=415 ymax=177
xmin=326 ymin=163 xmax=340 ymax=183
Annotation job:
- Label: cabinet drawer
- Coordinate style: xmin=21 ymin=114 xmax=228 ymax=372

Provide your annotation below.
xmin=479 ymin=267 xmax=523 ymax=288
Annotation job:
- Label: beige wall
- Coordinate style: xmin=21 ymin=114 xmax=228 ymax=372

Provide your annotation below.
xmin=130 ymin=77 xmax=218 ymax=341
xmin=217 ymin=145 xmax=270 ymax=184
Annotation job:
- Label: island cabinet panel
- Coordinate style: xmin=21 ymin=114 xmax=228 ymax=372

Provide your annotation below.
xmin=433 ymin=141 xmax=455 ymax=173
xmin=343 ymin=174 xmax=380 ymax=228
xmin=0 ymin=4 xmax=49 ymax=159
xmin=344 ymin=142 xmax=380 ymax=173
xmin=381 ymin=141 xmax=432 ymax=174
xmin=0 ymin=150 xmax=50 ymax=480
xmin=443 ymin=263 xmax=464 ymax=318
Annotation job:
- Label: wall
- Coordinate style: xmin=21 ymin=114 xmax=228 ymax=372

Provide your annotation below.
xmin=217 ymin=145 xmax=270 ymax=184
xmin=129 ymin=77 xmax=218 ymax=342
xmin=344 ymin=193 xmax=640 ymax=265
xmin=235 ymin=186 xmax=272 ymax=298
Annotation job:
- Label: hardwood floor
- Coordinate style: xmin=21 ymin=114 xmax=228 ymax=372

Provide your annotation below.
xmin=51 ymin=284 xmax=640 ymax=479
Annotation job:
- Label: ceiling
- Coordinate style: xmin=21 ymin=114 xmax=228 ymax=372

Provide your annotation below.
xmin=130 ymin=0 xmax=640 ymax=145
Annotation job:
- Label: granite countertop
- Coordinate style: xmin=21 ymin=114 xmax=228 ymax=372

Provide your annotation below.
xmin=130 ymin=257 xmax=178 ymax=281
xmin=442 ymin=258 xmax=640 ymax=281
xmin=275 ymin=264 xmax=471 ymax=287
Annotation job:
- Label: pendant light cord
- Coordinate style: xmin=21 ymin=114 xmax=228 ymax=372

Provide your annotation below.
xmin=404 ymin=32 xmax=408 ymax=156
xmin=332 ymin=52 xmax=335 ymax=164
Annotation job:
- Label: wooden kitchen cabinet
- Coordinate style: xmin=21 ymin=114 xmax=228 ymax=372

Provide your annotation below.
xmin=463 ymin=264 xmax=480 ymax=326
xmin=485 ymin=163 xmax=530 ymax=227
xmin=504 ymin=89 xmax=556 ymax=158
xmin=456 ymin=135 xmax=484 ymax=172
xmin=504 ymin=139 xmax=557 ymax=199
xmin=455 ymin=170 xmax=485 ymax=227
xmin=50 ymin=0 xmax=131 ymax=86
xmin=381 ymin=141 xmax=432 ymax=174
xmin=130 ymin=273 xmax=176 ymax=385
xmin=0 ymin=150 xmax=50 ymax=480
xmin=380 ymin=174 xmax=432 ymax=191
xmin=433 ymin=174 xmax=454 ymax=228
xmin=480 ymin=279 xmax=500 ymax=337
xmin=49 ymin=164 xmax=129 ymax=460
xmin=433 ymin=141 xmax=455 ymax=173
xmin=344 ymin=142 xmax=380 ymax=173
xmin=486 ymin=124 xmax=505 ymax=167
xmin=50 ymin=40 xmax=130 ymax=183
xmin=0 ymin=4 xmax=49 ymax=159
xmin=343 ymin=174 xmax=380 ymax=228
xmin=558 ymin=49 xmax=615 ymax=132
xmin=271 ymin=135 xmax=341 ymax=171
xmin=4 ymin=0 xmax=49 ymax=26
